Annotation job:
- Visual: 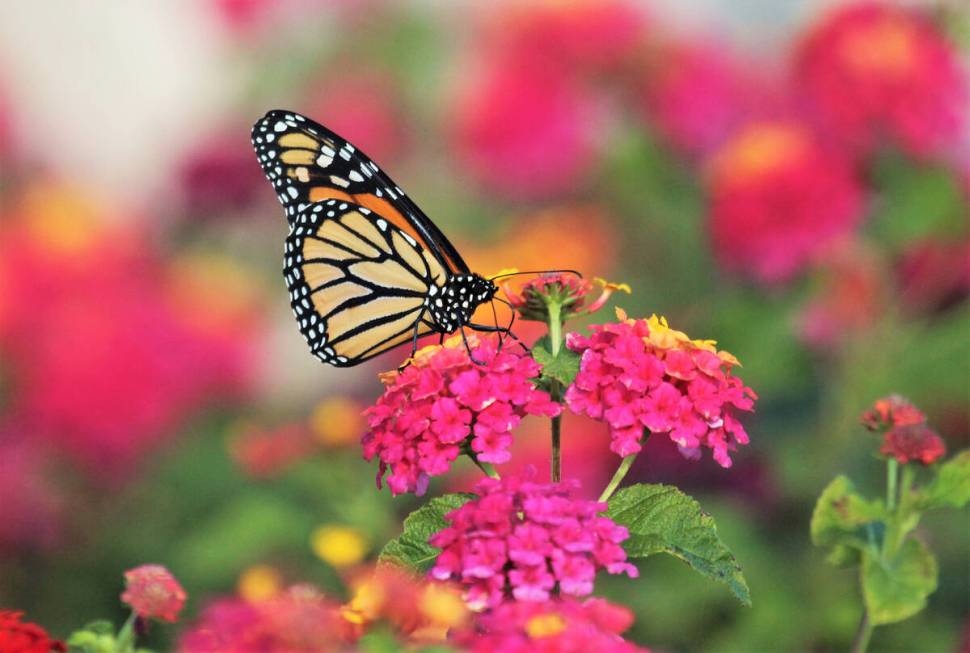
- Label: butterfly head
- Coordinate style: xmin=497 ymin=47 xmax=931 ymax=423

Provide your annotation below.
xmin=428 ymin=274 xmax=497 ymax=333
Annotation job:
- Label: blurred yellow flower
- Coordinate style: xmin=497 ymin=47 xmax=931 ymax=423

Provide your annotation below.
xmin=237 ymin=564 xmax=283 ymax=602
xmin=525 ymin=613 xmax=567 ymax=638
xmin=709 ymin=122 xmax=809 ymax=187
xmin=167 ymin=250 xmax=264 ymax=334
xmin=309 ymin=397 xmax=364 ymax=447
xmin=21 ymin=182 xmax=107 ymax=254
xmin=311 ymin=524 xmax=368 ymax=568
xmin=341 ymin=574 xmax=385 ymax=624
xmin=419 ymin=583 xmax=468 ymax=630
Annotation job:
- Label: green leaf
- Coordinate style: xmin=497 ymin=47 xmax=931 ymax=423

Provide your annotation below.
xmin=379 ymin=493 xmax=473 ymax=572
xmin=918 ymin=450 xmax=970 ymax=510
xmin=532 ymin=341 xmax=581 ymax=387
xmin=862 ymin=538 xmax=939 ymax=626
xmin=810 ymin=476 xmax=886 ymax=553
xmin=606 ymin=483 xmax=751 ymax=606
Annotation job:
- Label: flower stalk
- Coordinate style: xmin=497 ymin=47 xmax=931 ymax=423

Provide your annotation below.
xmin=546 ymin=299 xmax=564 ymax=483
xmin=598 ymin=452 xmax=639 ymax=504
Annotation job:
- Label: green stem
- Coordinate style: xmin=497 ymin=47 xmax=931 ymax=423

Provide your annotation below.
xmin=598 ymin=453 xmax=638 ymax=504
xmin=886 ymin=458 xmax=898 ymax=512
xmin=116 ymin=611 xmax=137 ymax=653
xmin=470 ymin=455 xmax=500 ymax=479
xmin=547 ymin=300 xmax=564 ymax=483
xmin=850 ymin=609 xmax=874 ymax=653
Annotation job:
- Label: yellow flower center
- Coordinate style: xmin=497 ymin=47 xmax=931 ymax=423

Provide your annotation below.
xmin=525 ymin=613 xmax=567 ymax=638
xmin=710 ymin=123 xmax=809 ymax=187
xmin=419 ymin=584 xmax=469 ymax=629
xmin=310 ymin=524 xmax=368 ymax=568
xmin=840 ymin=17 xmax=917 ymax=78
xmin=21 ymin=183 xmax=106 ymax=254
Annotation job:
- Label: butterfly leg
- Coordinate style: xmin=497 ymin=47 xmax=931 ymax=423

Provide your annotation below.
xmin=460 ymin=326 xmax=486 ymax=365
xmin=467 ymin=321 xmax=529 ymax=355
xmin=398 ymin=317 xmax=426 ymax=372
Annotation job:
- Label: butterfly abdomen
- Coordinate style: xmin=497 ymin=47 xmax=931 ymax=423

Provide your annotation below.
xmin=427 ymin=274 xmax=496 ymax=333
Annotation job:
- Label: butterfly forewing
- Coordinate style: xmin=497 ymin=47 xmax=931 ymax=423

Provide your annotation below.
xmin=285 ymin=199 xmax=444 ymax=366
xmin=252 ymin=110 xmax=469 ymax=274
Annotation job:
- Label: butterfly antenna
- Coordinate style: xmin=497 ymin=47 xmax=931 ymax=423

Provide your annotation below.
xmin=488 ymin=269 xmax=583 ymax=282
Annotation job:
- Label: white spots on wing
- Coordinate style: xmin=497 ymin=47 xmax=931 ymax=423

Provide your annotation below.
xmin=348 ymin=170 xmax=364 ymax=183
xmin=402 ymin=233 xmax=417 ymax=247
xmin=274 ymin=121 xmax=287 ymax=132
xmin=287 ymin=186 xmax=298 ymax=199
xmin=295 ymin=167 xmax=310 ymax=182
xmin=330 ymin=175 xmax=350 ymax=188
xmin=376 ymin=219 xmax=388 ymax=231
xmin=317 ymin=151 xmax=334 ymax=168
xmin=339 ymin=148 xmax=352 ymax=161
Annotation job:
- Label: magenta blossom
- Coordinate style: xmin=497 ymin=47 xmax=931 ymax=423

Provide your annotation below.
xmin=565 ymin=312 xmax=756 ymax=467
xmin=429 ymin=472 xmax=637 ymax=610
xmin=363 ymin=335 xmax=561 ymax=496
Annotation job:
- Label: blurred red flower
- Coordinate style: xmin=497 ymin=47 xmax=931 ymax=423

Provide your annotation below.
xmin=795 ymin=2 xmax=968 ymax=158
xmin=179 ymin=584 xmax=350 ymax=652
xmin=880 ymin=424 xmax=946 ymax=465
xmin=797 ymin=243 xmax=887 ymax=350
xmin=707 ymin=120 xmax=865 ymax=284
xmin=482 ymin=0 xmax=648 ymax=75
xmin=0 ymin=437 xmax=62 ymax=552
xmin=640 ymin=42 xmax=773 ymax=158
xmin=305 ymin=68 xmax=407 ymax=165
xmin=452 ymin=61 xmax=600 ymax=199
xmin=121 ymin=564 xmax=188 ymax=623
xmin=0 ymin=183 xmax=260 ymax=480
xmin=177 ymin=127 xmax=266 ymax=217
xmin=861 ymin=395 xmax=927 ymax=432
xmin=896 ymin=238 xmax=970 ymax=315
xmin=0 ymin=611 xmax=65 ymax=653
xmin=228 ymin=422 xmax=316 ymax=479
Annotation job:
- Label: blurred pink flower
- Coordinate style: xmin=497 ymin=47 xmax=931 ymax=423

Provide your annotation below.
xmin=453 ymin=597 xmax=649 ymax=652
xmin=363 ymin=335 xmax=560 ymax=496
xmin=861 ymin=394 xmax=927 ymax=432
xmin=121 ymin=564 xmax=187 ymax=623
xmin=795 ymin=2 xmax=968 ymax=158
xmin=640 ymin=42 xmax=774 ymax=158
xmin=177 ymin=127 xmax=265 ymax=217
xmin=179 ymin=584 xmax=349 ymax=652
xmin=0 ymin=183 xmax=259 ymax=480
xmin=0 ymin=436 xmax=62 ymax=552
xmin=430 ymin=472 xmax=636 ymax=610
xmin=707 ymin=120 xmax=865 ymax=284
xmin=452 ymin=61 xmax=600 ymax=199
xmin=565 ymin=312 xmax=756 ymax=468
xmin=305 ymin=68 xmax=407 ymax=165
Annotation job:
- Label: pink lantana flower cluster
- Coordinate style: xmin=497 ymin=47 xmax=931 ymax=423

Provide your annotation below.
xmin=429 ymin=473 xmax=637 ymax=610
xmin=363 ymin=335 xmax=561 ymax=496
xmin=453 ymin=596 xmax=649 ymax=653
xmin=565 ymin=310 xmax=756 ymax=467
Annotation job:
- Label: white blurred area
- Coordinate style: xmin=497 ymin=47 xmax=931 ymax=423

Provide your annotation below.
xmin=0 ymin=1 xmax=231 ymax=212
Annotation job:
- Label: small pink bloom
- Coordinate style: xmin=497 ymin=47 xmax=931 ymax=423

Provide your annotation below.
xmin=121 ymin=564 xmax=187 ymax=623
xmin=566 ymin=314 xmax=756 ymax=467
xmin=364 ymin=336 xmax=560 ymax=495
xmin=430 ymin=472 xmax=635 ymax=608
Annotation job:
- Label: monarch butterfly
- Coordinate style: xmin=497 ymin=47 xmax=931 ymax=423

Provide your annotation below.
xmin=251 ymin=110 xmax=514 ymax=367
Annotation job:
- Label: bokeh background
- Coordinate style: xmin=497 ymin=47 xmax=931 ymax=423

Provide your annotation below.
xmin=0 ymin=1 xmax=968 ymax=650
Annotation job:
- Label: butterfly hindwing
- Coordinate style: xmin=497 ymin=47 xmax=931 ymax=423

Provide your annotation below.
xmin=252 ymin=110 xmax=469 ymax=275
xmin=285 ymin=198 xmax=445 ymax=366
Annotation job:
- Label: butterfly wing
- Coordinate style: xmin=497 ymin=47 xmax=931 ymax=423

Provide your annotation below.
xmin=252 ymin=110 xmax=469 ymax=275
xmin=285 ymin=198 xmax=448 ymax=367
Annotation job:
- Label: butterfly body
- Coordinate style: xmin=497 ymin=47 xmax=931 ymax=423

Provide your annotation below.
xmin=253 ymin=110 xmax=503 ymax=367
